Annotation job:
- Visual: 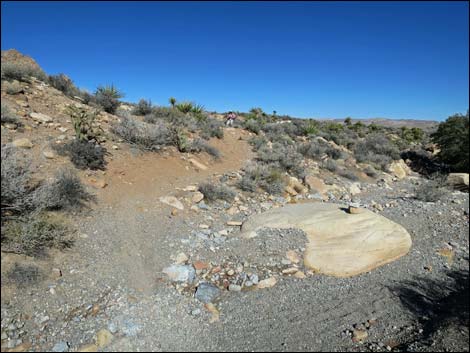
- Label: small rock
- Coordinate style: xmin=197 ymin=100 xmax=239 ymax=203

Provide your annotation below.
xmin=348 ymin=202 xmax=363 ymax=214
xmin=112 ymin=145 xmax=119 ymax=150
xmin=286 ymin=250 xmax=301 ymax=264
xmin=227 ymin=221 xmax=242 ymax=226
xmin=95 ymin=329 xmax=113 ymax=348
xmin=51 ymin=341 xmax=69 ymax=352
xmin=58 ymin=127 xmax=68 ymax=133
xmin=257 ymin=277 xmax=277 ymax=289
xmin=51 ymin=268 xmax=62 ymax=278
xmin=352 ymin=329 xmax=368 ymax=342
xmin=228 ymin=284 xmax=242 ymax=292
xmin=195 ymin=283 xmax=221 ymax=303
xmin=162 ymin=264 xmax=196 ymax=284
xmin=191 ymin=308 xmax=201 ymax=316
xmin=30 ymin=112 xmax=53 ymax=123
xmin=159 ymin=196 xmax=184 ymax=210
xmin=293 ymin=271 xmax=306 ymax=279
xmin=282 ymin=267 xmax=299 ymax=275
xmin=43 ymin=150 xmax=56 ymax=159
xmin=193 ymin=261 xmax=209 ymax=271
xmin=175 ymin=253 xmax=189 ymax=264
xmin=12 ymin=138 xmax=33 ymax=148
xmin=189 ymin=158 xmax=208 ymax=171
xmin=192 ymin=192 xmax=204 ymax=203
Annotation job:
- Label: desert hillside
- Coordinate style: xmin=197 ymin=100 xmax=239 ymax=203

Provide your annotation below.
xmin=1 ymin=49 xmax=469 ymax=353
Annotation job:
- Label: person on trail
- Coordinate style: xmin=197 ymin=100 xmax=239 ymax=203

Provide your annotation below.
xmin=225 ymin=111 xmax=236 ymax=127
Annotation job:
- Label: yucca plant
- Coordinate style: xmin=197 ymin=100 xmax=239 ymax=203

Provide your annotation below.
xmin=169 ymin=97 xmax=176 ymax=108
xmin=94 ymin=84 xmax=124 ymax=114
xmin=175 ymin=101 xmax=194 ymax=114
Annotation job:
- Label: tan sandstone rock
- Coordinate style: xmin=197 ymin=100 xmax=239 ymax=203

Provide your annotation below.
xmin=240 ymin=202 xmax=412 ymax=278
xmin=447 ymin=173 xmax=469 ymax=191
xmin=387 ymin=159 xmax=410 ymax=179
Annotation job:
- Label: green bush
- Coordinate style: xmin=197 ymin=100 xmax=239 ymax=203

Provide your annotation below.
xmin=338 ymin=169 xmax=359 ymax=181
xmin=49 ymin=74 xmax=79 ymax=97
xmin=1 ymin=61 xmax=47 ymax=82
xmin=66 ymin=105 xmax=102 ymax=142
xmin=431 ymin=112 xmax=469 ymax=172
xmin=238 ymin=162 xmax=285 ymax=195
xmin=199 ymin=118 xmax=224 ymax=140
xmin=94 ymin=84 xmax=124 ymax=114
xmin=354 ymin=134 xmax=400 ymax=170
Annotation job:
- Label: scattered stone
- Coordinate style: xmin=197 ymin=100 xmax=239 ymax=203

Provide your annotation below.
xmin=348 ymin=202 xmax=363 ymax=214
xmin=447 ymin=173 xmax=469 ymax=191
xmin=51 ymin=341 xmax=69 ymax=352
xmin=352 ymin=329 xmax=368 ymax=342
xmin=192 ymin=192 xmax=204 ymax=203
xmin=195 ymin=283 xmax=221 ymax=303
xmin=30 ymin=112 xmax=52 ymax=123
xmin=227 ymin=221 xmax=243 ymax=226
xmin=189 ymin=158 xmax=208 ymax=171
xmin=286 ymin=250 xmax=301 ymax=264
xmin=95 ymin=329 xmax=113 ymax=348
xmin=43 ymin=150 xmax=56 ymax=159
xmin=387 ymin=159 xmax=410 ymax=179
xmin=162 ymin=264 xmax=196 ymax=284
xmin=112 ymin=145 xmax=119 ymax=150
xmin=12 ymin=138 xmax=33 ymax=148
xmin=256 ymin=277 xmax=277 ymax=289
xmin=199 ymin=224 xmax=210 ymax=229
xmin=282 ymin=267 xmax=299 ymax=275
xmin=51 ymin=268 xmax=62 ymax=278
xmin=293 ymin=271 xmax=306 ymax=279
xmin=159 ymin=196 xmax=184 ymax=210
xmin=228 ymin=284 xmax=242 ymax=292
xmin=204 ymin=303 xmax=220 ymax=323
xmin=193 ymin=261 xmax=210 ymax=271
xmin=349 ymin=183 xmax=361 ymax=195
xmin=183 ymin=185 xmax=198 ymax=192
xmin=175 ymin=252 xmax=189 ymax=264
xmin=284 ymin=185 xmax=298 ymax=196
xmin=58 ymin=127 xmax=68 ymax=133
xmin=171 ymin=209 xmax=178 ymax=216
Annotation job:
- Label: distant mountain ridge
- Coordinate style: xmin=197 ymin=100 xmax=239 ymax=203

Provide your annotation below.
xmin=316 ymin=117 xmax=439 ymax=130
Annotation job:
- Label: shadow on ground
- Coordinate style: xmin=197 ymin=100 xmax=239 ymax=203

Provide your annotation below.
xmin=390 ymin=268 xmax=469 ymax=351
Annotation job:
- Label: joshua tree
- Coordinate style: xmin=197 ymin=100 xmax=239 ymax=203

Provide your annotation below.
xmin=169 ymin=97 xmax=176 ymax=108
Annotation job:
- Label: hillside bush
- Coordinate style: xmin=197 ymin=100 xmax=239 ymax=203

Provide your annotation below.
xmin=1 ymin=104 xmax=21 ymax=126
xmin=4 ymin=81 xmax=23 ymax=95
xmin=198 ymin=182 xmax=236 ymax=202
xmin=415 ymin=174 xmax=448 ymax=202
xmin=238 ymin=162 xmax=285 ymax=195
xmin=431 ymin=112 xmax=469 ymax=172
xmin=1 ymin=61 xmax=47 ymax=82
xmin=133 ymin=99 xmax=153 ymax=116
xmin=55 ymin=140 xmax=107 ymax=170
xmin=190 ymin=139 xmax=221 ymax=159
xmin=94 ymin=85 xmax=124 ymax=114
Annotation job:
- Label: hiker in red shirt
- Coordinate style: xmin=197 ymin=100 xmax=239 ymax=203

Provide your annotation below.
xmin=225 ymin=111 xmax=236 ymax=127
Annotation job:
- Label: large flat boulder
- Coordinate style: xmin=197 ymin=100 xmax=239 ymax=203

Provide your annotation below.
xmin=447 ymin=173 xmax=469 ymax=191
xmin=241 ymin=202 xmax=412 ymax=277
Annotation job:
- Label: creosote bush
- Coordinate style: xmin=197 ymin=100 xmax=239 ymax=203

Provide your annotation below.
xmin=238 ymin=162 xmax=285 ymax=195
xmin=1 ymin=61 xmax=47 ymax=82
xmin=415 ymin=174 xmax=448 ymax=202
xmin=133 ymin=99 xmax=153 ymax=116
xmin=1 ymin=104 xmax=21 ymax=126
xmin=54 ymin=140 xmax=107 ymax=170
xmin=198 ymin=182 xmax=236 ymax=202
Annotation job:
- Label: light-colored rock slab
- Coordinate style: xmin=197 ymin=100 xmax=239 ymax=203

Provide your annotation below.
xmin=447 ymin=173 xmax=469 ymax=191
xmin=241 ymin=202 xmax=412 ymax=278
xmin=189 ymin=158 xmax=208 ymax=171
xmin=159 ymin=196 xmax=184 ymax=210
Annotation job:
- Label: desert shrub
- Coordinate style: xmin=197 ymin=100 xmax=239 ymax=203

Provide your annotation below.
xmin=1 ymin=61 xmax=47 ymax=82
xmin=133 ymin=99 xmax=153 ymax=116
xmin=66 ymin=105 xmax=102 ymax=142
xmin=175 ymin=101 xmax=194 ymax=114
xmin=302 ymin=120 xmax=319 ymax=136
xmin=1 ymin=146 xmax=38 ymax=219
xmin=298 ymin=139 xmax=343 ymax=160
xmin=415 ymin=174 xmax=448 ymax=202
xmin=324 ymin=159 xmax=338 ymax=172
xmin=146 ymin=106 xmax=196 ymax=129
xmin=354 ymin=134 xmax=400 ymax=170
xmin=198 ymin=182 xmax=236 ymax=202
xmin=364 ymin=165 xmax=378 ymax=178
xmin=243 ymin=118 xmax=263 ymax=134
xmin=263 ymin=122 xmax=299 ymax=138
xmin=35 ymin=169 xmax=93 ymax=211
xmin=48 ymin=74 xmax=79 ymax=97
xmin=338 ymin=169 xmax=359 ymax=181
xmin=1 ymin=104 xmax=21 ymax=126
xmin=199 ymin=118 xmax=224 ymax=140
xmin=2 ymin=147 xmax=92 ymax=220
xmin=238 ymin=163 xmax=285 ymax=195
xmin=190 ymin=139 xmax=221 ymax=159
xmin=94 ymin=84 xmax=124 ymax=114
xmin=431 ymin=112 xmax=469 ymax=172
xmin=2 ymin=215 xmax=72 ymax=256
xmin=55 ymin=140 xmax=107 ymax=170
xmin=4 ymin=81 xmax=23 ymax=95
xmin=112 ymin=116 xmax=171 ymax=150
xmin=249 ymin=135 xmax=268 ymax=151
xmin=257 ymin=142 xmax=305 ymax=178
xmin=401 ymin=126 xmax=425 ymax=143
xmin=169 ymin=126 xmax=190 ymax=152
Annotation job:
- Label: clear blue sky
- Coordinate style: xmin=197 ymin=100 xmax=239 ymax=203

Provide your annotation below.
xmin=2 ymin=1 xmax=468 ymax=120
